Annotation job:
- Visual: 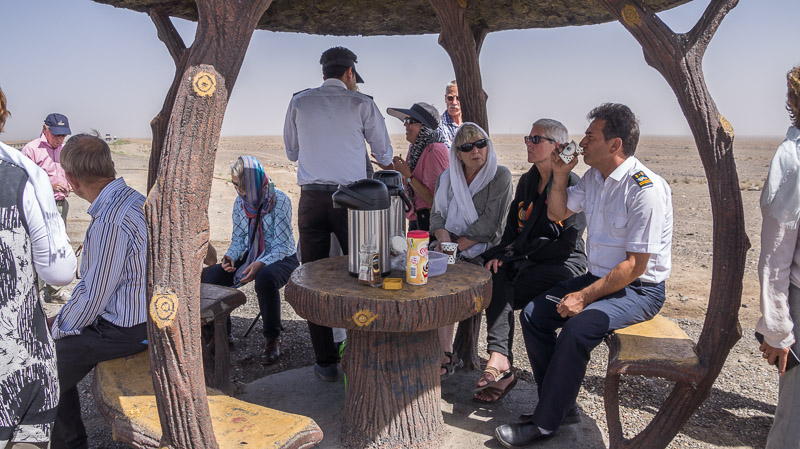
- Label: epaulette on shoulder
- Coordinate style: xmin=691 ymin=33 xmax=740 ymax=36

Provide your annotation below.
xmin=355 ymin=91 xmax=373 ymax=100
xmin=631 ymin=170 xmax=653 ymax=189
xmin=292 ymin=88 xmax=311 ymax=96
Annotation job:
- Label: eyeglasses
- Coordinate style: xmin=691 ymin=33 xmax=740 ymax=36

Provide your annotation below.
xmin=458 ymin=139 xmax=488 ymax=152
xmin=524 ymin=135 xmax=556 ymax=145
xmin=403 ymin=117 xmax=420 ymax=126
xmin=232 ymin=180 xmax=244 ymax=192
xmin=446 ymin=95 xmax=460 ymax=102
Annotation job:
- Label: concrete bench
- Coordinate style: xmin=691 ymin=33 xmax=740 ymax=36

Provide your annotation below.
xmin=200 ymin=283 xmax=246 ymax=393
xmin=604 ymin=314 xmax=703 ymax=447
xmin=92 ymin=351 xmax=323 ymax=449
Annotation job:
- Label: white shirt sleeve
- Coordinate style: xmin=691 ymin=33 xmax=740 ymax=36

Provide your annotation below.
xmin=361 ymin=100 xmax=393 ymax=166
xmin=566 ymin=172 xmax=587 ymax=214
xmin=756 ymin=213 xmax=798 ymax=349
xmin=284 ymin=99 xmax=300 ymax=163
xmin=625 ymin=184 xmax=667 ymax=255
xmin=22 ymin=181 xmax=76 ymax=286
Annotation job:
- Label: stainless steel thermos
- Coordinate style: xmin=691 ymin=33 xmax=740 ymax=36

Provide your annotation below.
xmin=332 ymin=179 xmax=392 ymax=277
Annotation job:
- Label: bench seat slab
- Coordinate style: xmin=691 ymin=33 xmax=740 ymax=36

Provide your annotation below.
xmin=93 ymin=351 xmax=323 ymax=449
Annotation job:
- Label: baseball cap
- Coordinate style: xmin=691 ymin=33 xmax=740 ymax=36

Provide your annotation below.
xmin=386 ymin=102 xmax=440 ymax=129
xmin=320 ymin=47 xmax=365 ymax=83
xmin=44 ymin=113 xmax=71 ymax=135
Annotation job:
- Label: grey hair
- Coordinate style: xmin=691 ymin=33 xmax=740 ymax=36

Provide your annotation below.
xmin=532 ymin=118 xmax=569 ymax=144
xmin=445 ymin=80 xmax=457 ymax=94
xmin=230 ymin=157 xmax=244 ymax=180
xmin=452 ymin=123 xmax=488 ymax=151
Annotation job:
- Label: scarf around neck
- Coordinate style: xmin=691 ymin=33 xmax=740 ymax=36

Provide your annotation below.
xmin=234 ymin=156 xmax=277 ymax=285
xmin=406 ymin=125 xmax=445 ymax=202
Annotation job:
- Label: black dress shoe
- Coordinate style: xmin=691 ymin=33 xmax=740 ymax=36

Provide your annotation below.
xmin=495 ymin=422 xmax=554 ymax=448
xmin=261 ymin=337 xmax=281 ymax=365
xmin=518 ymin=403 xmax=581 ymax=425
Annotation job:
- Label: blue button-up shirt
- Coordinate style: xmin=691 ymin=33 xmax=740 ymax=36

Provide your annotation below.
xmin=226 ymin=189 xmax=296 ymax=267
xmin=52 ymin=178 xmax=147 ymax=339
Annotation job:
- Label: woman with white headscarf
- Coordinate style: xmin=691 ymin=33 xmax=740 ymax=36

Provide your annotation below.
xmin=430 ymin=122 xmax=513 ymax=378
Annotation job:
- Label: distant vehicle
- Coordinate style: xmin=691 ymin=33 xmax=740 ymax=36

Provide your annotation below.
xmin=104 ymin=134 xmax=118 ymax=143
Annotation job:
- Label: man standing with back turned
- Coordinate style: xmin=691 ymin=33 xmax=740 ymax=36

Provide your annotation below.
xmin=495 ymin=103 xmax=673 ymax=446
xmin=283 ymin=46 xmax=393 ymax=382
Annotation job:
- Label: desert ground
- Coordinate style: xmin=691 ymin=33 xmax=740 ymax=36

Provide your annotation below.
xmin=43 ymin=133 xmax=784 ymax=448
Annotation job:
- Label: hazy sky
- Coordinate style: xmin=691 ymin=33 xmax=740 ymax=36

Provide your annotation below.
xmin=1 ymin=0 xmax=796 ymax=142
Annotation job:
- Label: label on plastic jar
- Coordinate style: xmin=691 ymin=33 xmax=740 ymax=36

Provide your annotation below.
xmin=406 ymin=231 xmax=429 ymax=285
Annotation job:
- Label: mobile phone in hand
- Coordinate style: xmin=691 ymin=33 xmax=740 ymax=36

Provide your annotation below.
xmin=756 ymin=331 xmax=800 ymax=371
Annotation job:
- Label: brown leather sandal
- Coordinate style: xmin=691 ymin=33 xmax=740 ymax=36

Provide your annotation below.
xmin=473 ymin=375 xmax=517 ymax=404
xmin=473 ymin=366 xmax=512 ymax=392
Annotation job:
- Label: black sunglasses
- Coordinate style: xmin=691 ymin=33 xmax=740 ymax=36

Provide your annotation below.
xmin=524 ymin=135 xmax=556 ymax=145
xmin=403 ymin=117 xmax=420 ymax=125
xmin=458 ymin=138 xmax=488 ymax=152
xmin=446 ymin=95 xmax=460 ymax=102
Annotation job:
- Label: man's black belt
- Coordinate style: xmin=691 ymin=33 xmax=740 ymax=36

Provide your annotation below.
xmin=301 ymin=184 xmax=339 ymax=192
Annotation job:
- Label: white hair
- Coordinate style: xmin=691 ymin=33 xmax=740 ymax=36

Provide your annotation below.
xmin=230 ymin=157 xmax=244 ymax=179
xmin=445 ymin=80 xmax=457 ymax=94
xmin=532 ymin=118 xmax=569 ymax=144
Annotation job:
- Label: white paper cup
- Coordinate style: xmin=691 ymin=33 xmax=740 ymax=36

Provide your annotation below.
xmin=440 ymin=242 xmax=458 ymax=264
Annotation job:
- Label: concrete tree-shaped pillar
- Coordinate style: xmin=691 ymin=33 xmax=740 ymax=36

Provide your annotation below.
xmin=143 ymin=0 xmax=273 ymax=447
xmin=596 ymin=0 xmax=749 ymax=447
xmin=429 ymin=0 xmax=490 ymax=371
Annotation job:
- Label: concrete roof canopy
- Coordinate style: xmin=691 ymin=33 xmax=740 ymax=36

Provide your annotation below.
xmin=91 ymin=0 xmax=691 ymax=36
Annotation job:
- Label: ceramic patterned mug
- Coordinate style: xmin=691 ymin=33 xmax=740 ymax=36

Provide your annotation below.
xmin=440 ymin=242 xmax=458 ymax=264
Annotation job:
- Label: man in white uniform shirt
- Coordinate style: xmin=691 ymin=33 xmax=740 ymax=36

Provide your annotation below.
xmin=283 ymin=46 xmax=392 ymax=382
xmin=495 ymin=103 xmax=673 ymax=447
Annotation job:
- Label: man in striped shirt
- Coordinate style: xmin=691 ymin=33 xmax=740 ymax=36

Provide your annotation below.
xmin=46 ymin=134 xmax=148 ymax=449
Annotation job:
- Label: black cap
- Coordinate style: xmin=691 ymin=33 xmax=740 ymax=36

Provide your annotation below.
xmin=386 ymin=102 xmax=440 ymax=129
xmin=320 ymin=46 xmax=365 ymax=83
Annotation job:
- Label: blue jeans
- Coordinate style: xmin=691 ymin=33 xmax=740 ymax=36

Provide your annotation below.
xmin=520 ymin=273 xmax=665 ymax=431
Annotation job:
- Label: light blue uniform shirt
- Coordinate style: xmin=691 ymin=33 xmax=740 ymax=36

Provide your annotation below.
xmin=283 ymin=78 xmax=393 ymax=186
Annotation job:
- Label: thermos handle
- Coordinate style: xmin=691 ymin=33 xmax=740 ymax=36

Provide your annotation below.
xmin=399 ymin=189 xmax=413 ymax=213
xmin=336 ymin=185 xmax=374 ymax=208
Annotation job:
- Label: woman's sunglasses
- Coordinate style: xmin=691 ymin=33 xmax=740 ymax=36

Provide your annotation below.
xmin=458 ymin=139 xmax=488 ymax=152
xmin=403 ymin=117 xmax=420 ymax=125
xmin=524 ymin=135 xmax=556 ymax=145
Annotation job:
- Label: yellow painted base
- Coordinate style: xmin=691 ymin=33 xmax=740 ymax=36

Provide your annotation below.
xmin=614 ymin=315 xmax=698 ymax=366
xmin=94 ymin=351 xmax=321 ymax=448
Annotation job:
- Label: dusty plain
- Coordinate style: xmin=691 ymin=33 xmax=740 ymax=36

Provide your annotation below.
xmin=44 ymin=133 xmax=783 ymax=448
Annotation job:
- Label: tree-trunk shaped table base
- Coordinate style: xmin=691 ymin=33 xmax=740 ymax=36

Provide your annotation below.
xmin=285 ymin=256 xmax=492 ymax=449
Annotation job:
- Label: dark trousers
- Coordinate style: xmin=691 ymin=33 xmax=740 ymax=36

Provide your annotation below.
xmin=486 ymin=261 xmax=580 ymax=359
xmin=520 ymin=274 xmax=664 ymax=432
xmin=298 ymin=190 xmax=348 ymax=366
xmin=201 ymin=254 xmax=299 ymax=339
xmin=51 ymin=319 xmax=147 ymax=449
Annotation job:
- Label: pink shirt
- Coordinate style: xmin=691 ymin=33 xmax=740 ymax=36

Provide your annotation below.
xmin=21 ymin=133 xmax=68 ymax=201
xmin=407 ymin=142 xmax=449 ymax=220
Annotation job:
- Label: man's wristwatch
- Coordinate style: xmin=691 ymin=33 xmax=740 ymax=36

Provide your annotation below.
xmin=406 ymin=176 xmax=413 ymax=185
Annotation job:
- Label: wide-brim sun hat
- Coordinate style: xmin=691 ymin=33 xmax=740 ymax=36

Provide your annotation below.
xmin=386 ymin=102 xmax=440 ymax=129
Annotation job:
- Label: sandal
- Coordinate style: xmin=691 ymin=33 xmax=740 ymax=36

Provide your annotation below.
xmin=473 ymin=374 xmax=517 ymax=404
xmin=441 ymin=351 xmax=461 ymax=379
xmin=473 ymin=366 xmax=512 ymax=392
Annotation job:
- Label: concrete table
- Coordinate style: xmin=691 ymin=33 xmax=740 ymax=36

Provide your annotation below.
xmin=285 ymin=256 xmax=491 ymax=449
